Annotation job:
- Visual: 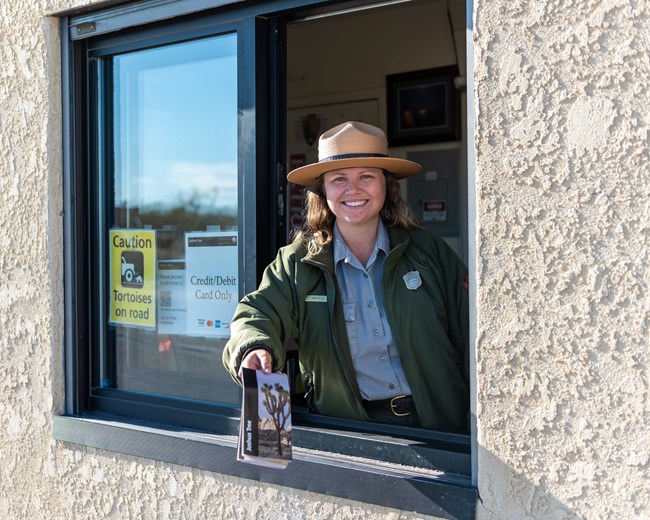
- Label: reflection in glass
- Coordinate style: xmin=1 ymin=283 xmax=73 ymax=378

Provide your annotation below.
xmin=107 ymin=33 xmax=239 ymax=405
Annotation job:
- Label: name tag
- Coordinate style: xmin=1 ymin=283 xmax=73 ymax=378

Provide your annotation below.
xmin=305 ymin=294 xmax=327 ymax=303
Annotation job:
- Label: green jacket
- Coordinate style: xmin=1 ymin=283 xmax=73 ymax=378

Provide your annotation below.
xmin=223 ymin=226 xmax=469 ymax=433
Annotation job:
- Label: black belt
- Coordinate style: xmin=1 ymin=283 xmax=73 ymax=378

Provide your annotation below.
xmin=363 ymin=395 xmax=415 ymax=416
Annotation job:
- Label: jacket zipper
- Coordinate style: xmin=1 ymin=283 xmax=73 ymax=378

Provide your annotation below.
xmin=303 ymin=256 xmax=364 ymax=402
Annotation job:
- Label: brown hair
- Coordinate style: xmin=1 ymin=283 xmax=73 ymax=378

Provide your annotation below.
xmin=292 ymin=171 xmax=422 ymax=256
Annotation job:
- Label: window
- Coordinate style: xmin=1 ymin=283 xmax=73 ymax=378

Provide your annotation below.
xmin=101 ymin=32 xmax=239 ymax=405
xmin=75 ymin=10 xmax=253 ymax=424
xmin=58 ymin=1 xmax=476 ymax=517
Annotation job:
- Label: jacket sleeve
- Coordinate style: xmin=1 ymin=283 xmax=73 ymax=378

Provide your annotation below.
xmin=222 ymin=247 xmax=300 ymax=384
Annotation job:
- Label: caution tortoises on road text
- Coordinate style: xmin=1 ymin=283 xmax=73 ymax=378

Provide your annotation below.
xmin=110 ymin=229 xmax=156 ymax=327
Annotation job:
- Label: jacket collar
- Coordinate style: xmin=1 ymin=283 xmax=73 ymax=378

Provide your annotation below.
xmin=302 ymin=223 xmax=411 ymax=271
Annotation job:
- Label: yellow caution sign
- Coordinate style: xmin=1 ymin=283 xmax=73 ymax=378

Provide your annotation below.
xmin=109 ymin=229 xmax=156 ymax=327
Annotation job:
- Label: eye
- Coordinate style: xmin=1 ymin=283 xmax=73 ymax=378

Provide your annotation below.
xmin=331 ymin=176 xmax=347 ymax=183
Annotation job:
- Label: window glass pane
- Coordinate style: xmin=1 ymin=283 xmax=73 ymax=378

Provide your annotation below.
xmin=106 ymin=33 xmax=240 ymax=405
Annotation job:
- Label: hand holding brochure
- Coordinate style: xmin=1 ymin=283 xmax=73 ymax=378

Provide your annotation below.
xmin=238 ymin=368 xmax=293 ymax=468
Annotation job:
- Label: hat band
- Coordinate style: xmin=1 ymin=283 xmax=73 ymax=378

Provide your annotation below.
xmin=320 ymin=152 xmax=389 ymax=162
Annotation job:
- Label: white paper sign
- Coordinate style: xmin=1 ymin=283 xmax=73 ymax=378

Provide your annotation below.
xmin=157 ymin=259 xmax=187 ymax=335
xmin=185 ymin=231 xmax=238 ymax=338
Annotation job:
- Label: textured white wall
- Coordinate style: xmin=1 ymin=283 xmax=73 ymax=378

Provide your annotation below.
xmin=0 ymin=0 xmax=66 ymax=516
xmin=473 ymin=0 xmax=650 ymax=518
xmin=2 ymin=0 xmax=648 ymax=518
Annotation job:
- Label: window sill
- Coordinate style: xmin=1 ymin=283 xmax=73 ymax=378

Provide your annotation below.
xmin=53 ymin=413 xmax=476 ymax=519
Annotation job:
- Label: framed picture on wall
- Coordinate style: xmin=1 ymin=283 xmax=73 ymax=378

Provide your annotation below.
xmin=386 ymin=66 xmax=460 ymax=146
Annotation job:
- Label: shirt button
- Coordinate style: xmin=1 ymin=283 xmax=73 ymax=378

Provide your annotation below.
xmin=373 ymin=329 xmax=380 ymax=336
xmin=367 ymin=300 xmax=374 ymax=308
xmin=379 ymin=355 xmax=387 ymax=363
xmin=363 ymin=273 xmax=369 ymax=279
xmin=389 ymin=383 xmax=396 ymax=390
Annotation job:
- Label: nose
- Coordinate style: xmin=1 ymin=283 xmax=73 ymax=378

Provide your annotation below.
xmin=345 ymin=177 xmax=361 ymax=193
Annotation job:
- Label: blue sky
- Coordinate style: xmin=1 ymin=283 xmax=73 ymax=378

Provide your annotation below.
xmin=113 ymin=33 xmax=238 ymax=215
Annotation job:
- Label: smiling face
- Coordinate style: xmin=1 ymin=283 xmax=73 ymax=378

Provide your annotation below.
xmin=322 ymin=167 xmax=387 ymax=234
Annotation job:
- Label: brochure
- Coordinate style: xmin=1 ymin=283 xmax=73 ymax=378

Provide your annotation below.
xmin=238 ymin=368 xmax=293 ymax=468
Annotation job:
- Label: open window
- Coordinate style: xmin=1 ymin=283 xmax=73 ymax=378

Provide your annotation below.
xmin=56 ymin=0 xmax=475 ymax=517
xmin=283 ymin=0 xmax=468 ymax=263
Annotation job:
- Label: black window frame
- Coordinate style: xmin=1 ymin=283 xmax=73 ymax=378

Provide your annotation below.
xmin=57 ymin=1 xmax=477 ymax=517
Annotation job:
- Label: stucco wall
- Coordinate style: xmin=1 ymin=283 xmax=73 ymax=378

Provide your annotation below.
xmin=2 ymin=0 xmax=648 ymax=518
xmin=0 ymin=0 xmax=66 ymax=516
xmin=473 ymin=0 xmax=649 ymax=518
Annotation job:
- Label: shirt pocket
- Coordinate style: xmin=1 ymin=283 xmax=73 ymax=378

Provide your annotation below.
xmin=343 ymin=301 xmax=358 ymax=359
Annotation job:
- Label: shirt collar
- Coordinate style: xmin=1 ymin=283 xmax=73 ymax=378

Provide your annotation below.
xmin=333 ymin=219 xmax=390 ymax=267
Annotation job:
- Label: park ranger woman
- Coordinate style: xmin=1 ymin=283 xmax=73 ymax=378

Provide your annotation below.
xmin=223 ymin=121 xmax=469 ymax=433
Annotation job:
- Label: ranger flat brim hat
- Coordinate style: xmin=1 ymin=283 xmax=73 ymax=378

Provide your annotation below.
xmin=287 ymin=121 xmax=422 ymax=186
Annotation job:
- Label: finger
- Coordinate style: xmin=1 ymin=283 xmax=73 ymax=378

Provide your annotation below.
xmin=241 ymin=354 xmax=261 ymax=370
xmin=256 ymin=350 xmax=272 ymax=374
xmin=238 ymin=357 xmax=256 ymax=380
xmin=238 ymin=349 xmax=270 ymax=378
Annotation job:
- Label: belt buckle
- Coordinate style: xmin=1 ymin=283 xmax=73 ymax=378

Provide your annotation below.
xmin=390 ymin=395 xmax=412 ymax=417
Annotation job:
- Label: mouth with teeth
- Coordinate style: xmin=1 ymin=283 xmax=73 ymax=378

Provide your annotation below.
xmin=343 ymin=200 xmax=368 ymax=207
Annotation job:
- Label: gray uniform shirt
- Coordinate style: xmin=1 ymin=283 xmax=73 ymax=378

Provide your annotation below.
xmin=333 ymin=221 xmax=412 ymax=400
